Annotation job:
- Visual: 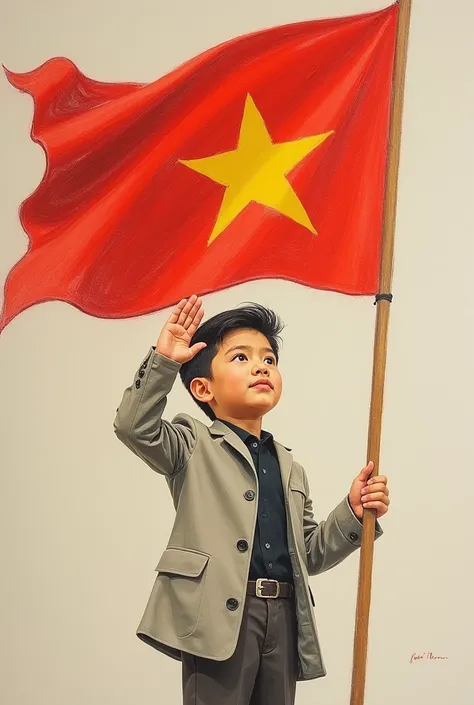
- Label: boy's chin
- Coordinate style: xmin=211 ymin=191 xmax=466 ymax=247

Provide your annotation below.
xmin=244 ymin=399 xmax=278 ymax=416
xmin=221 ymin=396 xmax=279 ymax=419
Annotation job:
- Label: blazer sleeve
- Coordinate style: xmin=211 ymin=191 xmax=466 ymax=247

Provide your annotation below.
xmin=113 ymin=347 xmax=197 ymax=477
xmin=301 ymin=468 xmax=384 ymax=576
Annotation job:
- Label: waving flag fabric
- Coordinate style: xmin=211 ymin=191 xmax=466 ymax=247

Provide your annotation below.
xmin=1 ymin=4 xmax=398 ymax=332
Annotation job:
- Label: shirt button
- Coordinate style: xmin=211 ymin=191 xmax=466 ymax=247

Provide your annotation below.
xmin=350 ymin=532 xmax=359 ymax=542
xmin=265 ymin=543 xmax=271 ymax=549
xmin=252 ymin=442 xmax=258 ymax=448
xmin=262 ymin=469 xmax=267 ymax=474
xmin=268 ymin=562 xmax=274 ymax=569
xmin=135 ymin=379 xmax=141 ymax=389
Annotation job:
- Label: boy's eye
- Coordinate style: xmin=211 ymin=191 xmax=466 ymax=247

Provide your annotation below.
xmin=230 ymin=353 xmax=276 ymax=364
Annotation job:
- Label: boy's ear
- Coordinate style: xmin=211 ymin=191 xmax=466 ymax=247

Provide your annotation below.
xmin=190 ymin=377 xmax=214 ymax=404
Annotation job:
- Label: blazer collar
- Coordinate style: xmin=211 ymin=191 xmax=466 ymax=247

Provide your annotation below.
xmin=209 ymin=420 xmax=293 ymax=491
xmin=209 ymin=420 xmax=254 ymax=471
xmin=209 ymin=419 xmax=238 ymax=438
xmin=209 ymin=419 xmax=291 ymax=448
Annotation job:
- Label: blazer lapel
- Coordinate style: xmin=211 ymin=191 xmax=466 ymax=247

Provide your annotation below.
xmin=209 ymin=420 xmax=294 ymax=492
xmin=209 ymin=420 xmax=255 ymax=475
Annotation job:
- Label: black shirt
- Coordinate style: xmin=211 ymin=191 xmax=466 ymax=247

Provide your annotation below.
xmin=219 ymin=420 xmax=294 ymax=584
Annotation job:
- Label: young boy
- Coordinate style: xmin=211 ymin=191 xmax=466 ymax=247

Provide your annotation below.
xmin=114 ymin=295 xmax=389 ymax=705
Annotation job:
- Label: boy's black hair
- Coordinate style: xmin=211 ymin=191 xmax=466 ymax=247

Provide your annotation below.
xmin=179 ymin=303 xmax=284 ymax=420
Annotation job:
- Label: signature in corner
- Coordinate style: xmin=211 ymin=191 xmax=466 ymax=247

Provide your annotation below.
xmin=409 ymin=651 xmax=448 ymax=664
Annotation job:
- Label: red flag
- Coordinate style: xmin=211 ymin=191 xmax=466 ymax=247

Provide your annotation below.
xmin=1 ymin=4 xmax=398 ymax=332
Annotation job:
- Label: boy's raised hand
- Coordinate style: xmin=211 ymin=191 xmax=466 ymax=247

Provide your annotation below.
xmin=156 ymin=295 xmax=207 ymax=364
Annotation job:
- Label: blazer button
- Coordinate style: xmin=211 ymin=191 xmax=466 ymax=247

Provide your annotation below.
xmin=226 ymin=598 xmax=239 ymax=611
xmin=237 ymin=540 xmax=248 ymax=552
xmin=349 ymin=532 xmax=359 ymax=541
xmin=135 ymin=379 xmax=141 ymax=389
xmin=244 ymin=490 xmax=255 ymax=501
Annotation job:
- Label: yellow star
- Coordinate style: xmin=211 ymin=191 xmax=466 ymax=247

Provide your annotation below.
xmin=179 ymin=94 xmax=334 ymax=244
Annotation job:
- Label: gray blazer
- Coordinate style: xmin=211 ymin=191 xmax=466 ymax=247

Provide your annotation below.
xmin=113 ymin=347 xmax=383 ymax=681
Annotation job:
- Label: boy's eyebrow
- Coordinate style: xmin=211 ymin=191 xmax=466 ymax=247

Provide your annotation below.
xmin=225 ymin=345 xmax=275 ymax=356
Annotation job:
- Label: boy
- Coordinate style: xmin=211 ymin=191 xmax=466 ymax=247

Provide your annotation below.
xmin=114 ymin=295 xmax=389 ymax=705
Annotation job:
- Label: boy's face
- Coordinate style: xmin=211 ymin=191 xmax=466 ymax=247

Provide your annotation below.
xmin=199 ymin=328 xmax=282 ymax=420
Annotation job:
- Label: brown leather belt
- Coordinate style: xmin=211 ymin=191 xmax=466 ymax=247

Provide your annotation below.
xmin=247 ymin=579 xmax=293 ymax=599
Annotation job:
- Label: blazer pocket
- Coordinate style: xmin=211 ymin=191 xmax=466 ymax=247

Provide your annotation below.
xmin=155 ymin=547 xmax=210 ymax=638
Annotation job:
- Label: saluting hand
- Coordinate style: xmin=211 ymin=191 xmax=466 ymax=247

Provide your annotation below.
xmin=156 ymin=295 xmax=207 ymax=364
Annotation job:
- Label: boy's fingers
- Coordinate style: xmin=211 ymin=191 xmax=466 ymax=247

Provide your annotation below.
xmin=363 ymin=489 xmax=389 ymax=500
xmin=168 ymin=298 xmax=187 ymax=323
xmin=177 ymin=295 xmax=197 ymax=326
xmin=188 ymin=305 xmax=205 ymax=336
xmin=184 ymin=298 xmax=202 ymax=329
xmin=367 ymin=475 xmax=387 ymax=486
xmin=363 ymin=494 xmax=390 ymax=508
xmin=367 ymin=483 xmax=388 ymax=493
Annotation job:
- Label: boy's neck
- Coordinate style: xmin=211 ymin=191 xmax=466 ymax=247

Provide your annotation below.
xmin=217 ymin=414 xmax=263 ymax=438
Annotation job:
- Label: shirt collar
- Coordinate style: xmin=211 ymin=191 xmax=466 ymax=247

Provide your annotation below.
xmin=217 ymin=419 xmax=273 ymax=445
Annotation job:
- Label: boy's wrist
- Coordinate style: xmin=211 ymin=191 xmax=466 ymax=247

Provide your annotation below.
xmin=154 ymin=344 xmax=177 ymax=362
xmin=152 ymin=348 xmax=183 ymax=369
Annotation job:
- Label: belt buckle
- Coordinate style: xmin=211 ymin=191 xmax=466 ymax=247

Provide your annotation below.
xmin=256 ymin=578 xmax=280 ymax=599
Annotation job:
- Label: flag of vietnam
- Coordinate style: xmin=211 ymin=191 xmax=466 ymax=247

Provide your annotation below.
xmin=1 ymin=3 xmax=398 ymax=332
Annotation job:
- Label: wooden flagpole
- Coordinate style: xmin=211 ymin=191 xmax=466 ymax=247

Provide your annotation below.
xmin=350 ymin=1 xmax=413 ymax=704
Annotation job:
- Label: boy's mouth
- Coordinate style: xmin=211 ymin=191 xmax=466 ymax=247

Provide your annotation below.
xmin=250 ymin=380 xmax=274 ymax=390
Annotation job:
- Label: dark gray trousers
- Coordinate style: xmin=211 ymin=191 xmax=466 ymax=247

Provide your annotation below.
xmin=182 ymin=593 xmax=299 ymax=704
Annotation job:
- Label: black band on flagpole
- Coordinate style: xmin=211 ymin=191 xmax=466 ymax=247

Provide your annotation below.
xmin=374 ymin=293 xmax=393 ymax=305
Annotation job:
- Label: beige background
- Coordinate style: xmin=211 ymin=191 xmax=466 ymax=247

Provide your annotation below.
xmin=1 ymin=0 xmax=473 ymax=703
